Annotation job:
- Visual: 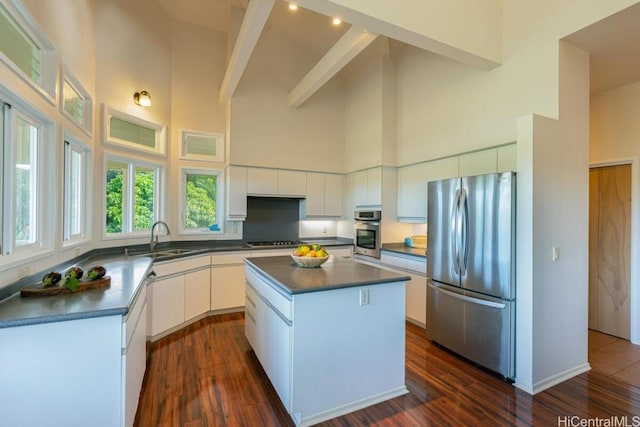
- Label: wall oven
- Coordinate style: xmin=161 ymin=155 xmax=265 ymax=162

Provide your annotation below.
xmin=354 ymin=210 xmax=381 ymax=258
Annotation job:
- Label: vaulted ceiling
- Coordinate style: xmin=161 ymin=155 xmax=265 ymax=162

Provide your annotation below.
xmin=157 ymin=0 xmax=640 ymax=103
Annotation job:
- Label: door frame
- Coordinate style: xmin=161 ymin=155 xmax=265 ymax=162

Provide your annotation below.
xmin=590 ymin=158 xmax=639 ymax=343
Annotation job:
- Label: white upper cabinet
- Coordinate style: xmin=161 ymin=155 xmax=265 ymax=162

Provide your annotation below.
xmin=303 ymin=172 xmax=343 ymax=218
xmin=226 ymin=166 xmax=247 ymax=220
xmin=354 ymin=167 xmax=382 ymax=208
xmin=247 ymin=167 xmax=306 ymax=197
xmin=397 ymin=162 xmax=431 ymax=222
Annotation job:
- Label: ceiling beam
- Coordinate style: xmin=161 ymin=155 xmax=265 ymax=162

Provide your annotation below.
xmin=219 ymin=0 xmax=275 ymax=103
xmin=288 ymin=26 xmax=378 ymax=108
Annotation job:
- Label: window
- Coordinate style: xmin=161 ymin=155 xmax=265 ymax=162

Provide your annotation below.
xmin=180 ymin=168 xmax=223 ymax=233
xmin=180 ymin=130 xmax=225 ymax=162
xmin=60 ymin=64 xmax=93 ymax=135
xmin=0 ymin=100 xmax=53 ymax=258
xmin=0 ymin=0 xmax=56 ymax=100
xmin=63 ymin=133 xmax=91 ymax=245
xmin=105 ymin=156 xmax=162 ymax=236
xmin=104 ymin=106 xmax=167 ymax=156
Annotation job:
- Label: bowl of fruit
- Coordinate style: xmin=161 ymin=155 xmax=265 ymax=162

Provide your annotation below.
xmin=291 ymin=244 xmax=330 ymax=268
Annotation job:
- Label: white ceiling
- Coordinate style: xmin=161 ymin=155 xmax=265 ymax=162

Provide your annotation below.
xmin=564 ymin=2 xmax=640 ymax=94
xmin=157 ymin=0 xmax=640 ymax=97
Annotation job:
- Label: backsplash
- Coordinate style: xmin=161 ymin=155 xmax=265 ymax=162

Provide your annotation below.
xmin=243 ymin=197 xmax=301 ymax=241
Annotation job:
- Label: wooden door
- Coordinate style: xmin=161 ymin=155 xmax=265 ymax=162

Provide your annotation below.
xmin=589 ymin=164 xmax=631 ymax=339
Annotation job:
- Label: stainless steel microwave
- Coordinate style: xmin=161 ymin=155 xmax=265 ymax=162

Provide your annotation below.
xmin=354 ymin=210 xmax=381 ymax=258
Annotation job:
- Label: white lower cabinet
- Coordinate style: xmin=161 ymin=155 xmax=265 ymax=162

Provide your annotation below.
xmin=211 ymin=251 xmax=249 ymax=311
xmin=364 ymin=252 xmax=428 ymax=327
xmin=185 ymin=268 xmax=211 ymax=320
xmin=151 ymin=274 xmax=185 ymax=336
xmin=0 ymin=286 xmax=147 ymax=427
xmin=149 ymin=255 xmax=210 ymax=338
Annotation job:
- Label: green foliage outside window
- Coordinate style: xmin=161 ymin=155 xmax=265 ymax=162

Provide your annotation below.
xmin=185 ymin=173 xmax=216 ymax=229
xmin=105 ymin=166 xmax=156 ymax=233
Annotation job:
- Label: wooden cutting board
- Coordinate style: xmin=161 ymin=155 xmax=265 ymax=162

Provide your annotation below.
xmin=20 ymin=276 xmax=111 ymax=297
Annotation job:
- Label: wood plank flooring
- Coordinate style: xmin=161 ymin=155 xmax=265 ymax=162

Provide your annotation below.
xmin=134 ymin=313 xmax=640 ymax=426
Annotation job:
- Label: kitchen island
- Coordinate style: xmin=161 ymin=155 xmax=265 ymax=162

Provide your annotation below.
xmin=244 ymin=255 xmax=410 ymax=427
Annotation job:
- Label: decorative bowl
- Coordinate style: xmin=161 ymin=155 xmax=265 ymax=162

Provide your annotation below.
xmin=291 ymin=254 xmax=329 ymax=268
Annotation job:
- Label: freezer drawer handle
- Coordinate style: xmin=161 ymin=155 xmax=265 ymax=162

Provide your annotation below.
xmin=428 ymin=282 xmax=506 ymax=309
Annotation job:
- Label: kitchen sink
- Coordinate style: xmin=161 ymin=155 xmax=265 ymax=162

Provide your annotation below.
xmin=124 ymin=247 xmax=202 ymax=260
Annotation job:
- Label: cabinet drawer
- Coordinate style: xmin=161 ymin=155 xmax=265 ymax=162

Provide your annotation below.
xmin=211 ymin=251 xmax=250 ymax=265
xmin=406 ymin=259 xmax=427 ymax=275
xmin=123 ymin=285 xmax=147 ymax=349
xmin=245 ymin=267 xmax=292 ymax=322
xmin=380 ymin=253 xmax=405 ymax=269
xmin=153 ymin=255 xmax=210 ymax=277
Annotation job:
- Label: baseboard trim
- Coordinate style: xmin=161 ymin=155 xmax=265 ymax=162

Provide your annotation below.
xmin=515 ymin=363 xmax=591 ymax=395
xmin=294 ymin=385 xmax=409 ymax=427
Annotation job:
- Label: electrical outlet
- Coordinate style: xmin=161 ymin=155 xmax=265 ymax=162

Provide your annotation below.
xmin=359 ymin=288 xmax=369 ymax=306
xmin=552 ymin=246 xmax=559 ymax=262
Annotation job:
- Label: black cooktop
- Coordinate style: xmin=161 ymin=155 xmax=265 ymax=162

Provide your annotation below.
xmin=246 ymin=240 xmax=305 ymax=248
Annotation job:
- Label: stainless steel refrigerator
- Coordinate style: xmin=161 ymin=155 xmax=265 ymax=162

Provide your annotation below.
xmin=426 ymin=172 xmax=515 ymax=379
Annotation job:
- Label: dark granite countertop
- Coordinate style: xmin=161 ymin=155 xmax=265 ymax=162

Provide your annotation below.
xmin=0 ymin=256 xmax=152 ymax=329
xmin=245 ymin=255 xmax=410 ymax=295
xmin=381 ymin=243 xmax=427 ymax=259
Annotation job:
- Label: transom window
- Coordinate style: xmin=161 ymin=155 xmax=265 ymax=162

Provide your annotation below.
xmin=60 ymin=64 xmax=93 ymax=135
xmin=104 ymin=107 xmax=166 ymax=156
xmin=0 ymin=0 xmax=56 ymax=100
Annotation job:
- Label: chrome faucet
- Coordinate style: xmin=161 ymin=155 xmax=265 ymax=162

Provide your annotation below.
xmin=150 ymin=221 xmax=170 ymax=251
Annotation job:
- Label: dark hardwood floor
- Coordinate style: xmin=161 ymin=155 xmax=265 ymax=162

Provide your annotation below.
xmin=134 ymin=313 xmax=640 ymax=426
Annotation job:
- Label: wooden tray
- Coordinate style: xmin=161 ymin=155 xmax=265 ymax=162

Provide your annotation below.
xmin=20 ymin=276 xmax=111 ymax=297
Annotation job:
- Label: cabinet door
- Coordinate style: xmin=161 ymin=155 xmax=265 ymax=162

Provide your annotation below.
xmin=211 ymin=264 xmax=246 ymax=310
xmin=278 ymin=170 xmax=306 ymax=196
xmin=123 ymin=302 xmax=147 ymax=427
xmin=261 ymin=296 xmax=292 ymax=411
xmin=406 ymin=273 xmax=427 ymax=326
xmin=305 ymin=172 xmax=325 ymax=216
xmin=497 ymin=144 xmax=517 ymax=172
xmin=353 ymin=170 xmax=368 ymax=207
xmin=324 ymin=173 xmax=343 ymax=217
xmin=459 ymin=149 xmax=497 ymax=177
xmin=397 ymin=163 xmax=430 ymax=221
xmin=151 ymin=275 xmax=185 ymax=336
xmin=226 ymin=166 xmax=247 ymax=219
xmin=184 ymin=268 xmax=211 ymax=321
xmin=366 ymin=167 xmax=382 ymax=206
xmin=247 ymin=168 xmax=278 ymax=195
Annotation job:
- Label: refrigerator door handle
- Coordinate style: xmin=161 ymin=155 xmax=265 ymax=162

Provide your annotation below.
xmin=428 ymin=282 xmax=506 ymax=309
xmin=459 ymin=188 xmax=469 ymax=275
xmin=451 ymin=188 xmax=461 ymax=275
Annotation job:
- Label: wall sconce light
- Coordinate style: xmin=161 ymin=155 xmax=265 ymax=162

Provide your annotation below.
xmin=133 ymin=90 xmax=151 ymax=107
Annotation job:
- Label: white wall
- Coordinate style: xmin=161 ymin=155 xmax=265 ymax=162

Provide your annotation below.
xmin=228 ymin=20 xmax=346 ymax=173
xmin=591 ymin=81 xmax=640 ymax=161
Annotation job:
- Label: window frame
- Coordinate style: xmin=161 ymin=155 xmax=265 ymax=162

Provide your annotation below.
xmin=62 ymin=130 xmax=91 ymax=247
xmin=0 ymin=0 xmax=56 ymax=104
xmin=179 ymin=167 xmax=224 ymax=235
xmin=0 ymin=96 xmax=54 ymax=262
xmin=60 ymin=62 xmax=93 ymax=137
xmin=104 ymin=105 xmax=167 ymax=157
xmin=103 ymin=153 xmax=164 ymax=239
xmin=179 ymin=129 xmax=225 ymax=162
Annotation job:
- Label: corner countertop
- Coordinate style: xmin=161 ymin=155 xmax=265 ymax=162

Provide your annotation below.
xmin=245 ymin=255 xmax=411 ymax=295
xmin=0 ymin=257 xmax=152 ymax=329
xmin=381 ymin=243 xmax=427 ymax=259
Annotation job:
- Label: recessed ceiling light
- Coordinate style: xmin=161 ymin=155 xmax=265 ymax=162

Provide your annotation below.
xmin=288 ymin=3 xmax=298 ymax=10
xmin=332 ymin=17 xmax=342 ymax=25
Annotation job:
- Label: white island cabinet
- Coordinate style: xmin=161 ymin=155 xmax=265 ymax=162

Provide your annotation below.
xmin=244 ymin=256 xmax=409 ymax=427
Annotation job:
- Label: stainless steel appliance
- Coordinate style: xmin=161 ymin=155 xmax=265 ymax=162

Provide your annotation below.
xmin=354 ymin=210 xmax=381 ymax=258
xmin=246 ymin=240 xmax=305 ymax=248
xmin=426 ymin=172 xmax=515 ymax=379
